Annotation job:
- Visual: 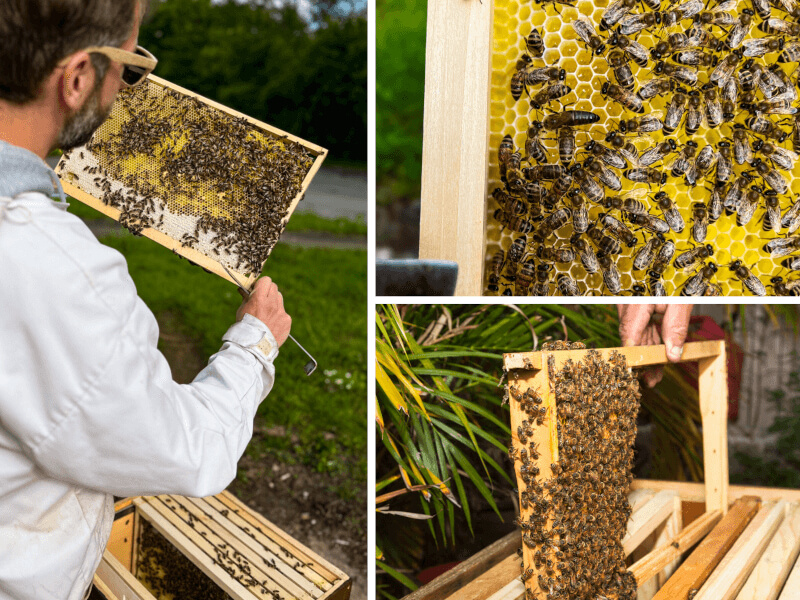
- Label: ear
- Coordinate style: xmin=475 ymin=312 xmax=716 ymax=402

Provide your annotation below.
xmin=58 ymin=51 xmax=97 ymax=111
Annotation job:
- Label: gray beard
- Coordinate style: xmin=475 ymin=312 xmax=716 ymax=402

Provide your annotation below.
xmin=55 ymin=84 xmax=113 ymax=151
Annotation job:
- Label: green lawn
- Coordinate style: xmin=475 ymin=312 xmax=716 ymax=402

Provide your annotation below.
xmin=75 ymin=204 xmax=367 ymax=498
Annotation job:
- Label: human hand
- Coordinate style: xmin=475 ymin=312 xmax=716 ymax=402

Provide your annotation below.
xmin=617 ymin=304 xmax=694 ymax=387
xmin=236 ymin=277 xmax=292 ymax=347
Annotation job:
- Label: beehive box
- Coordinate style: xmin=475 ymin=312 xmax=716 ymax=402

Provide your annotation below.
xmin=56 ymin=75 xmax=327 ymax=289
xmin=402 ymin=341 xmax=800 ymax=600
xmin=418 ymin=0 xmax=800 ymax=295
xmin=95 ymin=493 xmax=351 ymax=600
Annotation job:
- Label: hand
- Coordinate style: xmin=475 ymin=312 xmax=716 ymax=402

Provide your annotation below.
xmin=236 ymin=277 xmax=292 ymax=347
xmin=617 ymin=304 xmax=694 ymax=387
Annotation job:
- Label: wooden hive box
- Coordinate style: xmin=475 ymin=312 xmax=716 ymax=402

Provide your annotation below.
xmin=403 ymin=341 xmax=800 ymax=599
xmin=418 ymin=0 xmax=800 ymax=296
xmin=95 ymin=492 xmax=350 ymax=600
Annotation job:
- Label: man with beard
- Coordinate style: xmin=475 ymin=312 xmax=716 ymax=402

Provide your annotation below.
xmin=0 ymin=2 xmax=291 ymax=598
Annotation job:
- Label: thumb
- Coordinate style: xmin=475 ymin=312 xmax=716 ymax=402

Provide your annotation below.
xmin=618 ymin=304 xmax=656 ymax=347
xmin=661 ymin=304 xmax=693 ymax=362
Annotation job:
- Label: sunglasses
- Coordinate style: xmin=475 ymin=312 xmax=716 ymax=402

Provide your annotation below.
xmin=59 ymin=45 xmax=157 ymax=87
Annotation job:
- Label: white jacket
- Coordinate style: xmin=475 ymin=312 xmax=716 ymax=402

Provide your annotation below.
xmin=0 ymin=143 xmax=279 ymax=599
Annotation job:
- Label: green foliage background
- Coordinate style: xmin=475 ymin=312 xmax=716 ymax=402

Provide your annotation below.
xmin=140 ymin=0 xmax=367 ymax=163
xmin=376 ymin=0 xmax=427 ymax=203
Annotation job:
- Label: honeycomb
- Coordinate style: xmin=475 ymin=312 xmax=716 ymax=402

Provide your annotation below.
xmin=56 ymin=77 xmax=322 ymax=277
xmin=485 ymin=0 xmax=800 ymax=296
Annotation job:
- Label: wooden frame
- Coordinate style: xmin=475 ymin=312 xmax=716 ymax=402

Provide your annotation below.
xmin=56 ymin=74 xmax=327 ymax=292
xmin=96 ymin=492 xmax=351 ymax=600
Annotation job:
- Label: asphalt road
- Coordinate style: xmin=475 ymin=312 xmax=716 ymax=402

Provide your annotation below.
xmin=295 ymin=165 xmax=367 ymax=221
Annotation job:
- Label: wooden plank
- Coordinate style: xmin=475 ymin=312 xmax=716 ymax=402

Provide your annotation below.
xmin=418 ymin=0 xmax=494 ymax=296
xmin=738 ymin=503 xmax=800 ymax=600
xmin=91 ymin=575 xmax=121 ymax=600
xmin=699 ymin=348 xmax=729 ymax=514
xmin=622 ymin=490 xmax=679 ymax=556
xmin=503 ymin=340 xmax=724 ymax=371
xmin=633 ymin=494 xmax=683 ymax=600
xmin=695 ymin=501 xmax=785 ymax=600
xmin=629 ymin=489 xmax=656 ymax=514
xmin=651 ymin=497 xmax=760 ymax=600
xmin=95 ymin=550 xmax=154 ymax=600
xmin=630 ymin=480 xmax=800 ymax=504
xmin=486 ymin=577 xmax=525 ymax=600
xmin=446 ymin=554 xmax=520 ymax=600
xmin=107 ymin=506 xmax=136 ymax=572
xmin=212 ymin=491 xmax=341 ymax=586
xmin=406 ymin=531 xmax=519 ymax=600
xmin=631 ymin=509 xmax=721 ymax=587
xmin=778 ymin=551 xmax=800 ymax=600
xmin=657 ymin=495 xmax=684 ymax=587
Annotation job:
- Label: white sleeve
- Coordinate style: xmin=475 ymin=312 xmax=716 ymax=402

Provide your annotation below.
xmin=5 ymin=214 xmax=278 ymax=498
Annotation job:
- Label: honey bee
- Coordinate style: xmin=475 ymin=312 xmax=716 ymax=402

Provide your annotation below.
xmin=651 ymin=31 xmax=691 ymax=60
xmin=604 ymin=130 xmax=644 ymax=164
xmin=570 ymin=162 xmax=605 ymax=203
xmin=536 ymin=245 xmax=576 ymax=263
xmin=494 ymin=208 xmax=535 ymax=233
xmin=752 ymin=139 xmax=798 ymax=171
xmin=571 ymin=234 xmax=600 ymax=273
xmin=584 ymin=156 xmax=622 ymax=191
xmin=573 ymin=16 xmax=607 ymax=55
xmin=654 ymin=60 xmax=697 ymax=86
xmin=543 ymin=110 xmax=601 ymax=130
xmin=681 ymin=262 xmax=718 ymax=296
xmin=600 ymin=212 xmax=638 ymax=247
xmin=532 ymin=263 xmax=554 ymax=296
xmin=663 ymin=88 xmax=689 ymax=134
xmin=649 ymin=239 xmax=675 ymax=279
xmin=694 ymin=0 xmax=737 ymax=27
xmin=617 ymin=112 xmax=664 ymax=134
xmin=764 ymin=236 xmax=800 ymax=258
xmin=525 ymin=122 xmax=547 ymax=164
xmin=777 ymin=41 xmax=800 ymax=63
xmin=655 ymin=191 xmax=686 ymax=233
xmin=568 ymin=188 xmax=589 ymax=233
xmin=686 ymin=145 xmax=717 ymax=186
xmin=511 ymin=69 xmax=527 ymax=102
xmin=618 ymin=12 xmax=661 ymax=35
xmin=600 ymin=0 xmax=637 ymax=30
xmin=557 ymin=273 xmax=581 ymax=295
xmin=732 ymin=125 xmax=753 ymax=165
xmin=751 ymin=158 xmax=789 ymax=194
xmin=729 ymin=260 xmax=766 ymax=295
xmin=584 ymin=139 xmax=626 ymax=169
xmin=666 ymin=0 xmax=705 ymax=24
xmin=686 ymin=22 xmax=726 ymax=52
xmin=771 ymin=276 xmax=800 ymax=296
xmin=516 ymin=259 xmax=537 ymax=295
xmin=588 ymin=223 xmax=622 ymax=255
xmin=794 ymin=114 xmax=800 ymax=154
xmin=638 ymin=76 xmax=675 ymax=101
xmin=760 ymin=16 xmax=800 ymax=36
xmin=671 ymin=140 xmax=698 ymax=177
xmin=607 ymin=49 xmax=636 ymax=92
xmin=507 ymin=235 xmax=528 ymax=268
xmin=685 ymin=90 xmax=703 ymax=135
xmin=558 ymin=127 xmax=576 ymax=165
xmin=674 ymin=244 xmax=714 ymax=270
xmin=604 ymin=188 xmax=648 ymax=213
xmin=702 ymin=85 xmax=723 ymax=128
xmin=640 ymin=139 xmax=677 ymax=166
xmin=725 ymin=8 xmax=754 ymax=49
xmin=782 ymin=195 xmax=800 ymax=233
xmin=524 ymin=164 xmax=566 ymax=181
xmin=533 ymin=207 xmax=572 ymax=243
xmin=530 ymin=83 xmax=573 ymax=110
xmin=709 ymin=49 xmax=743 ymax=87
xmin=715 ymin=141 xmax=733 ymax=183
xmin=627 ymin=212 xmax=671 ymax=234
xmin=526 ymin=27 xmax=545 ymax=58
xmin=609 ymin=31 xmax=648 ymax=67
xmin=599 ymin=255 xmax=622 ymax=294
xmin=691 ymin=201 xmax=709 ymax=242
xmin=649 ymin=278 xmax=667 ymax=296
xmin=633 ymin=233 xmax=665 ymax=270
xmin=550 ymin=167 xmax=575 ymax=203
xmin=487 ymin=250 xmax=505 ymax=292
xmin=742 ymin=36 xmax=785 ymax=58
xmin=724 ymin=172 xmax=752 ymax=212
xmin=763 ymin=190 xmax=782 ymax=234
xmin=499 ymin=134 xmax=514 ymax=170
xmin=708 ymin=181 xmax=725 ymax=222
xmin=624 ymin=167 xmax=667 ymax=185
xmin=752 ymin=0 xmax=771 ymax=19
xmin=525 ymin=66 xmax=567 ymax=86
xmin=673 ymin=49 xmax=718 ymax=67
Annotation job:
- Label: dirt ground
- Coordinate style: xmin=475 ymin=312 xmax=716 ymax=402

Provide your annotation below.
xmin=156 ymin=311 xmax=367 ymax=600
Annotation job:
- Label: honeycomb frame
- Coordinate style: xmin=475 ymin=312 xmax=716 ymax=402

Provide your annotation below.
xmin=56 ymin=74 xmax=327 ymax=288
xmin=485 ymin=0 xmax=800 ymax=296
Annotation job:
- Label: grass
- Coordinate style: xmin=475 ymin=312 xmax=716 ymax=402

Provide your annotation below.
xmin=71 ymin=201 xmax=367 ymax=498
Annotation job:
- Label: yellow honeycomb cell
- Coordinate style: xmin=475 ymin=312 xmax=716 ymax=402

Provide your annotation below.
xmin=484 ymin=0 xmax=800 ymax=296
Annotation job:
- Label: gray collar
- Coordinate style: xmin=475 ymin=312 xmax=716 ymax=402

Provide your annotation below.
xmin=0 ymin=140 xmax=67 ymax=203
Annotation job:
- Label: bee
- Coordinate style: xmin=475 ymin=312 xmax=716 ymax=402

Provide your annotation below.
xmin=648 ymin=239 xmax=676 ymax=279
xmin=725 ymin=8 xmax=754 ymax=49
xmin=654 ymin=60 xmax=698 ymax=86
xmin=682 ymin=262 xmax=718 ymax=296
xmin=573 ymin=17 xmax=607 ymax=55
xmin=494 ymin=208 xmax=535 ymax=233
xmin=740 ymin=95 xmax=798 ymax=115
xmin=571 ymin=234 xmax=600 ymax=273
xmin=532 ymin=263 xmax=554 ymax=296
xmin=745 ymin=116 xmax=788 ymax=146
xmin=558 ymin=127 xmax=576 ymax=165
xmin=532 ymin=207 xmax=572 ymax=243
xmin=763 ymin=190 xmax=782 ymax=234
xmin=550 ymin=168 xmax=575 ymax=203
xmin=752 ymin=139 xmax=798 ymax=171
xmin=608 ymin=49 xmax=636 ymax=91
xmin=640 ymin=139 xmax=677 ymax=166
xmin=600 ymin=212 xmax=639 ymax=248
xmin=584 ymin=156 xmax=622 ymax=191
xmin=584 ymin=139 xmax=626 ymax=169
xmin=782 ymin=256 xmax=800 ymax=270
xmin=631 ymin=283 xmax=647 ymax=295
xmin=691 ymin=201 xmax=709 ymax=242
xmin=619 ymin=11 xmax=662 ymax=34
xmin=742 ymin=36 xmax=785 ymax=58
xmin=665 ymin=0 xmax=705 ymax=24
xmin=651 ymin=32 xmax=691 ymax=60
xmin=570 ymin=162 xmax=605 ymax=203
xmin=674 ymin=243 xmax=714 ymax=270
xmin=530 ymin=83 xmax=573 ymax=109
xmin=617 ymin=112 xmax=664 ymax=133
xmin=515 ymin=259 xmax=537 ymax=295
xmin=587 ymin=224 xmax=622 ymax=255
xmin=638 ymin=76 xmax=675 ymax=100
xmin=605 ymin=130 xmax=644 ymax=163
xmin=515 ymin=53 xmax=533 ymax=72
xmin=685 ymin=90 xmax=704 ymax=135
xmin=524 ymin=164 xmax=566 ymax=181
xmin=778 ymin=41 xmax=800 ymax=63
xmin=649 ymin=279 xmax=667 ymax=295
xmin=609 ymin=31 xmax=648 ymax=67
xmin=794 ymin=114 xmax=800 ymax=154
xmin=764 ymin=236 xmax=800 ymax=258
xmin=525 ymin=66 xmax=567 ymax=86
xmin=686 ymin=22 xmax=726 ymax=52
xmin=663 ymin=88 xmax=689 ymax=134
xmin=499 ymin=134 xmax=514 ymax=170
xmin=542 ymin=110 xmax=601 ymax=130
xmin=768 ymin=64 xmax=797 ymax=101
xmin=506 ymin=235 xmax=528 ymax=277
xmin=557 ymin=273 xmax=581 ymax=295
xmin=760 ymin=16 xmax=800 ymax=36
xmin=716 ymin=141 xmax=733 ymax=183
xmin=633 ymin=232 xmax=665 ymax=270
xmin=782 ymin=196 xmax=800 ymax=233
xmin=600 ymin=80 xmax=643 ymax=112
xmin=724 ymin=172 xmax=752 ymax=212
xmin=729 ymin=260 xmax=766 ymax=295
xmin=671 ymin=140 xmax=698 ymax=176
xmin=702 ymin=85 xmax=722 ymax=128
xmin=653 ymin=191 xmax=685 ymax=233
xmin=694 ymin=0 xmax=737 ymax=27
xmin=709 ymin=49 xmax=743 ymax=87
xmin=598 ymin=254 xmax=622 ymax=294
xmin=732 ymin=125 xmax=753 ymax=165
xmin=600 ymin=0 xmax=637 ymax=30
xmin=604 ymin=188 xmax=648 ymax=214
xmin=526 ymin=27 xmax=545 ymax=57
xmin=708 ymin=182 xmax=724 ymax=222
xmin=493 ymin=188 xmax=525 ymax=216
xmin=536 ymin=245 xmax=576 ymax=263
xmin=535 ymin=0 xmax=577 ymax=9
xmin=487 ymin=250 xmax=505 ymax=292
xmin=686 ymin=145 xmax=717 ymax=186
xmin=624 ymin=167 xmax=667 ymax=185
xmin=511 ymin=69 xmax=527 ymax=102
xmin=751 ymin=158 xmax=789 ymax=194
xmin=753 ymin=0 xmax=772 ymax=18
xmin=565 ymin=189 xmax=589 ymax=233
xmin=505 ymin=167 xmax=525 ymax=194
xmin=627 ymin=212 xmax=671 ymax=234
xmin=771 ymin=276 xmax=800 ymax=296
xmin=673 ymin=49 xmax=718 ymax=67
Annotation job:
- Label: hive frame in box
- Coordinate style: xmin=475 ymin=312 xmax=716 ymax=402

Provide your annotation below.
xmin=56 ymin=74 xmax=328 ymax=290
xmin=95 ymin=492 xmax=351 ymax=600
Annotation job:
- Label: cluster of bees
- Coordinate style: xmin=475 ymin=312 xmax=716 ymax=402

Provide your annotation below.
xmin=487 ymin=0 xmax=800 ymax=296
xmin=508 ymin=343 xmax=639 ymax=600
xmin=64 ymin=80 xmax=313 ymax=275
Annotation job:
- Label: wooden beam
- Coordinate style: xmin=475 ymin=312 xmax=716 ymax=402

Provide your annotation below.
xmin=699 ymin=347 xmax=729 ymax=515
xmin=95 ymin=550 xmax=154 ymax=600
xmin=630 ymin=480 xmax=800 ymax=504
xmin=777 ymin=550 xmax=800 ymax=600
xmin=503 ymin=340 xmax=724 ymax=372
xmin=694 ymin=501 xmax=784 ymax=600
xmin=737 ymin=502 xmax=800 ymax=600
xmin=651 ymin=496 xmax=760 ymax=600
xmin=622 ymin=491 xmax=680 ymax=556
xmin=418 ymin=0 xmax=494 ymax=296
xmin=446 ymin=554 xmax=521 ymax=600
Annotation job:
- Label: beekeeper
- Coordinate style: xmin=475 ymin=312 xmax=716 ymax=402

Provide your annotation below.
xmin=0 ymin=2 xmax=291 ymax=598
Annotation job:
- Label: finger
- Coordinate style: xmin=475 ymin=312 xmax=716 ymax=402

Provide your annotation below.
xmin=662 ymin=304 xmax=694 ymax=362
xmin=645 ymin=366 xmax=664 ymax=388
xmin=642 ymin=324 xmax=661 ymax=347
xmin=619 ymin=305 xmax=655 ymax=346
